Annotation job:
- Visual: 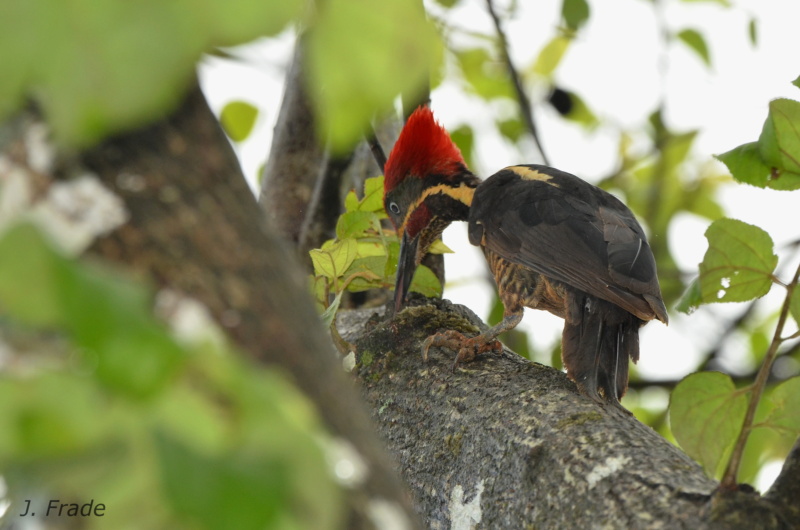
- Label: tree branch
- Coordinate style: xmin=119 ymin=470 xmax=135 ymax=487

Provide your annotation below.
xmin=258 ymin=35 xmax=325 ymax=244
xmin=765 ymin=436 xmax=800 ymax=527
xmin=485 ymin=0 xmax=550 ymax=165
xmin=337 ymin=297 xmax=792 ymax=529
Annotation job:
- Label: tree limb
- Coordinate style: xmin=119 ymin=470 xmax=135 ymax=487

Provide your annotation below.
xmin=765 ymin=436 xmax=800 ymax=528
xmin=258 ymin=35 xmax=325 ymax=244
xmin=339 ymin=297 xmax=793 ymax=529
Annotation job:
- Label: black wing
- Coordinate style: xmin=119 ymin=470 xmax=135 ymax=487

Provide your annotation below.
xmin=468 ymin=165 xmax=668 ymax=323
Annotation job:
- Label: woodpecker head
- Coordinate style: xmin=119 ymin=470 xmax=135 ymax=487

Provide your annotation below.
xmin=383 ymin=106 xmax=478 ymax=312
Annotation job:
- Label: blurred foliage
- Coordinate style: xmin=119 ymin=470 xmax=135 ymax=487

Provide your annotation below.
xmin=0 ymin=0 xmax=304 ymax=146
xmin=0 ymin=225 xmax=343 ymax=529
xmin=220 ymin=100 xmax=259 ymax=143
xmin=676 ymin=28 xmax=711 ymax=68
xmin=307 ymin=0 xmax=442 ymax=152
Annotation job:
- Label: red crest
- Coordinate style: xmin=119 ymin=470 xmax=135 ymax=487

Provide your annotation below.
xmin=384 ymin=106 xmax=465 ymax=193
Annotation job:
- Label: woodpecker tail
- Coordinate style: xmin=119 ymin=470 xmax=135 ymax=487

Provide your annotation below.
xmin=562 ymin=292 xmax=641 ymax=406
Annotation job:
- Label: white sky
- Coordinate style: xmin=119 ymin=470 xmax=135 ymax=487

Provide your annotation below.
xmin=200 ymin=0 xmax=800 ymax=489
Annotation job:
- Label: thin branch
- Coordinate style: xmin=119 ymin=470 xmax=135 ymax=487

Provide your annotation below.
xmin=721 ymin=260 xmax=800 ymax=489
xmin=484 ymin=0 xmax=550 ymax=165
xmin=367 ymin=128 xmax=387 ymax=172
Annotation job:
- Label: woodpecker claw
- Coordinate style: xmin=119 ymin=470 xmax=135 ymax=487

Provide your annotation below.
xmin=422 ymin=330 xmax=502 ymax=371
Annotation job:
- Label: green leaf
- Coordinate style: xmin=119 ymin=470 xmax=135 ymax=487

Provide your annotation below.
xmin=308 ymin=0 xmax=441 ymax=151
xmin=220 ymin=101 xmax=259 ymax=142
xmin=497 ymin=118 xmax=524 ymax=143
xmin=320 ymin=291 xmax=344 ymax=328
xmin=344 ymin=190 xmax=359 ymax=212
xmin=336 ymin=211 xmax=378 ymax=240
xmin=758 ymin=98 xmax=800 ymax=174
xmin=793 ymin=75 xmax=800 ymax=90
xmin=532 ymin=35 xmax=571 ymax=79
xmin=670 ymin=372 xmax=748 ymax=477
xmin=675 ymin=277 xmax=702 ymax=315
xmin=559 ymin=90 xmax=599 ymax=128
xmin=450 ymin=125 xmax=477 ymax=169
xmin=428 ymin=239 xmax=454 ymax=254
xmin=456 ymin=47 xmax=514 ymax=100
xmin=345 ymin=176 xmax=388 ymax=216
xmin=697 ymin=218 xmax=777 ymax=304
xmin=156 ymin=431 xmax=287 ymax=530
xmin=360 ymin=176 xmax=386 ymax=213
xmin=790 ymin=288 xmax=800 ymax=328
xmin=433 ymin=0 xmax=460 ymax=7
xmin=309 ymin=238 xmax=358 ymax=280
xmin=718 ymin=142 xmax=800 ymax=191
xmin=762 ymin=377 xmax=800 ymax=437
xmin=562 ymin=0 xmax=590 ymax=31
xmin=0 ymin=224 xmax=184 ymax=398
xmin=0 ymin=374 xmax=108 ymax=460
xmin=409 ymin=264 xmax=442 ymax=298
xmin=0 ymin=224 xmax=66 ymax=326
xmin=748 ymin=18 xmax=758 ymax=47
xmin=676 ymin=29 xmax=711 ymax=67
xmin=0 ymin=0 xmax=302 ymax=146
xmin=717 ymin=142 xmax=772 ymax=188
xmin=765 ymin=169 xmax=800 ymax=190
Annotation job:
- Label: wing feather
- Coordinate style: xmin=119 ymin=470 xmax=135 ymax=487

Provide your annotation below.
xmin=469 ymin=165 xmax=668 ymax=323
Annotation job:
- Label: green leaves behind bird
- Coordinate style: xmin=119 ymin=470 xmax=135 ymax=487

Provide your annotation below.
xmin=670 ymin=372 xmax=800 ymax=481
xmin=676 ymin=29 xmax=711 ymax=68
xmin=670 ymin=372 xmax=748 ymax=479
xmin=220 ymin=101 xmax=259 ymax=142
xmin=717 ymin=97 xmax=800 ymax=190
xmin=678 ymin=218 xmax=777 ymax=313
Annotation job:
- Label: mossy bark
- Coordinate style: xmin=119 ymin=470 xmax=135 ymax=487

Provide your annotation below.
xmin=339 ymin=297 xmax=795 ymax=529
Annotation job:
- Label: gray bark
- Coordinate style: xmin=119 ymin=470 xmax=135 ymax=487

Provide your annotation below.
xmin=338 ymin=297 xmax=796 ymax=529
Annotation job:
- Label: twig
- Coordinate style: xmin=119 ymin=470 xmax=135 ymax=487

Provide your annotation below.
xmin=367 ymin=127 xmax=387 ymax=172
xmin=720 ymin=261 xmax=800 ymax=489
xmin=484 ymin=0 xmax=550 ymax=166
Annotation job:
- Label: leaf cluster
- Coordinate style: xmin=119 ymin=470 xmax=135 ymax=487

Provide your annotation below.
xmin=308 ymin=176 xmax=444 ymax=331
xmin=671 ymin=86 xmax=800 ymax=487
xmin=0 ymin=224 xmax=342 ymax=530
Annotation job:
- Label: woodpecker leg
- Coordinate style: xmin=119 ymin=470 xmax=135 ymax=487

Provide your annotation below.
xmin=422 ymin=311 xmax=523 ymax=371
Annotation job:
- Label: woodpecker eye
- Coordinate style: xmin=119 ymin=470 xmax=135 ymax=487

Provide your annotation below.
xmin=389 ymin=202 xmax=401 ymax=215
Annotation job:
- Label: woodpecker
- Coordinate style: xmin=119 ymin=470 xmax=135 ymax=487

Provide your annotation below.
xmin=383 ymin=106 xmax=668 ymax=407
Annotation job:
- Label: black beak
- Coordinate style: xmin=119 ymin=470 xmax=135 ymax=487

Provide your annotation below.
xmin=394 ymin=230 xmax=420 ymax=313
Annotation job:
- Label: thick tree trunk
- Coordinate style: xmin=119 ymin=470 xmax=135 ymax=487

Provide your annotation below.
xmin=338 ymin=297 xmax=797 ymax=529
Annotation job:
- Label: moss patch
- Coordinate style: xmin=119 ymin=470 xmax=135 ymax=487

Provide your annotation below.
xmin=556 ymin=411 xmax=603 ymax=430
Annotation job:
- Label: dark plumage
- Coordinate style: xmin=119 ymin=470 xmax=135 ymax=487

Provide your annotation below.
xmin=384 ymin=107 xmax=667 ymax=407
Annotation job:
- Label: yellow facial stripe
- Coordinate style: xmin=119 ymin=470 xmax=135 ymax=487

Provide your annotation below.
xmin=509 ymin=166 xmax=559 ymax=186
xmin=401 ymin=182 xmax=475 ymax=228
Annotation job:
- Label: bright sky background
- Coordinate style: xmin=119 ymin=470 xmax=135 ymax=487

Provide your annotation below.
xmin=200 ymin=0 xmax=800 ymax=489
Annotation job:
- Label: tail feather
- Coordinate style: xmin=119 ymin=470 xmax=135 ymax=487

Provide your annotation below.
xmin=562 ymin=291 xmax=641 ymax=404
